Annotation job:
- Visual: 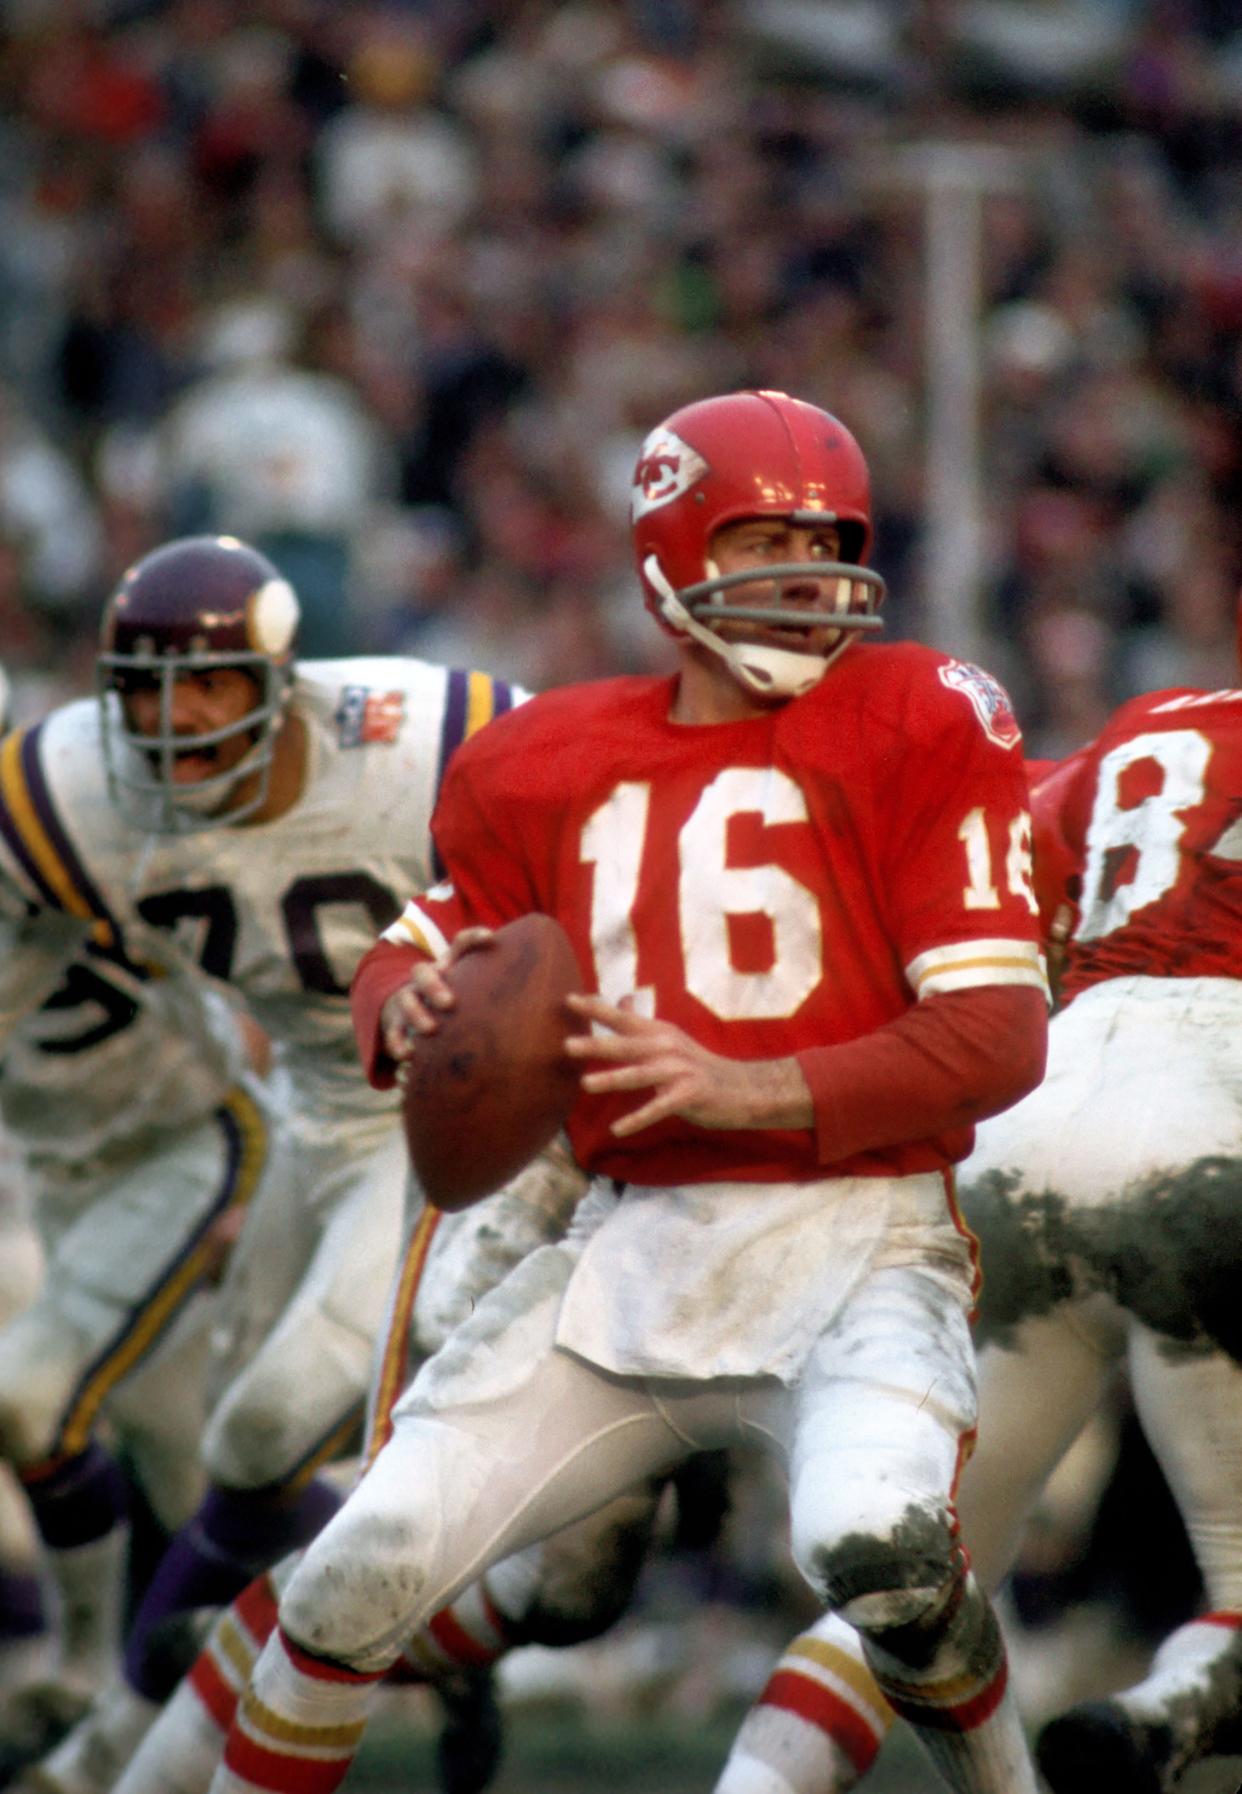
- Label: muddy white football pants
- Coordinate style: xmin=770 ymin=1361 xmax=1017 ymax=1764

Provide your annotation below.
xmin=961 ymin=973 xmax=1242 ymax=1605
xmin=274 ymin=1231 xmax=978 ymax=1669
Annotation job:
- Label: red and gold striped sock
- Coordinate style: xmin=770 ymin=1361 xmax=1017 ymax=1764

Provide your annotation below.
xmin=390 ymin=1576 xmax=516 ymax=1683
xmin=215 ymin=1627 xmax=383 ymax=1794
xmin=187 ymin=1571 xmax=283 ymax=1737
xmin=713 ymin=1612 xmax=891 ymax=1793
xmin=864 ymin=1577 xmax=1038 ymax=1793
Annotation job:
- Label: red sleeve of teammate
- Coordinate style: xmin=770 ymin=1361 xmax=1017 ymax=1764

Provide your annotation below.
xmin=797 ymin=984 xmax=1047 ymax=1165
xmin=1029 ymin=749 xmax=1090 ymax=937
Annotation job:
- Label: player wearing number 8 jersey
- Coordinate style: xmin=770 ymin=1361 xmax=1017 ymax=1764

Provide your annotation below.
xmin=1049 ymin=690 xmax=1242 ymax=992
xmin=725 ymin=679 xmax=1242 ymax=1794
xmin=0 ymin=538 xmax=530 ymax=1790
xmin=703 ymin=681 xmax=1242 ymax=1794
xmin=949 ymin=681 xmax=1242 ymax=1793
xmin=208 ymin=391 xmax=1050 ymax=1794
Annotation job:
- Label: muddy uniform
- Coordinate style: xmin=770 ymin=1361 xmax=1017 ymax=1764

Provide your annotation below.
xmin=951 ymin=687 xmax=1242 ymax=1790
xmin=212 ymin=637 xmax=1048 ymax=1794
xmin=93 ymin=391 xmax=1054 ymax=1794
xmin=712 ymin=705 xmax=1242 ymax=1794
xmin=0 ymin=883 xmax=274 ymax=1755
xmin=0 ymin=945 xmax=268 ymax=1525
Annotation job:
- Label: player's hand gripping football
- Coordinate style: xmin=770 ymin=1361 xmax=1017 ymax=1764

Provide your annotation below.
xmin=379 ymin=928 xmax=496 ymax=1063
xmin=565 ymin=994 xmax=813 ymax=1136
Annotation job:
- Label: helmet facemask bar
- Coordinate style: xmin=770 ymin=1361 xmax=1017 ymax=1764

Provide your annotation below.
xmin=97 ymin=647 xmax=289 ymax=833
xmin=681 ymin=562 xmax=886 ymax=631
xmin=644 ymin=552 xmax=886 ymax=701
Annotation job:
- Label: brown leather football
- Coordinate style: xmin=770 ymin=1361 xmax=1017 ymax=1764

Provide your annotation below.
xmin=401 ymin=913 xmax=586 ymax=1212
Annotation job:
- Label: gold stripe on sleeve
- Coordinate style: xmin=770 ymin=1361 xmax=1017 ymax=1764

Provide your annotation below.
xmin=464 ymin=670 xmax=497 ymax=739
xmin=384 ymin=907 xmax=450 ymax=959
xmin=913 ymin=953 xmax=1045 ymax=994
xmin=0 ymin=732 xmax=113 ymax=944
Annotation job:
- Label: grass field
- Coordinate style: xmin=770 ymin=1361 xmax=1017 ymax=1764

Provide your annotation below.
xmin=346 ymin=1698 xmax=941 ymax=1792
xmin=344 ymin=1694 xmax=1242 ymax=1793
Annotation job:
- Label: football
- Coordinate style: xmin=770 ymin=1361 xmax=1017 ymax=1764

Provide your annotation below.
xmin=401 ymin=913 xmax=586 ymax=1212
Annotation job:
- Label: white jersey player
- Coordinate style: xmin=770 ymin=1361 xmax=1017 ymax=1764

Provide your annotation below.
xmin=0 ymin=536 xmax=525 ymax=1787
xmin=0 ymin=897 xmax=275 ymax=1773
xmin=0 ymin=648 xmax=279 ymax=1773
xmin=0 ymin=1036 xmax=44 ymax=1691
xmin=0 ymin=660 xmax=47 ymax=1691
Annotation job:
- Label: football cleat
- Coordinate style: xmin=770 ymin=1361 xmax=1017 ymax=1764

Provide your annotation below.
xmin=434 ymin=1668 xmax=504 ymax=1794
xmin=8 ymin=1678 xmax=158 ymax=1794
xmin=1036 ymin=1701 xmax=1166 ymax=1794
xmin=0 ymin=1680 xmax=96 ymax=1790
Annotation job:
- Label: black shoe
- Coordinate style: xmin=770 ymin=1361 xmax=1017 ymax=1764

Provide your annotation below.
xmin=0 ymin=1683 xmax=94 ymax=1790
xmin=131 ymin=1606 xmax=216 ymax=1701
xmin=434 ymin=1669 xmax=504 ymax=1794
xmin=1036 ymin=1702 xmax=1167 ymax=1794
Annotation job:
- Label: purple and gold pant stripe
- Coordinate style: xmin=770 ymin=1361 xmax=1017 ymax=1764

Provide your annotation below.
xmin=361 ymin=1205 xmax=443 ymax=1472
xmin=44 ymin=1082 xmax=268 ymax=1464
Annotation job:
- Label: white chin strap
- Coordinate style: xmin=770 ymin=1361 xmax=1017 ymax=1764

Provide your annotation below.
xmin=719 ymin=639 xmax=831 ymax=699
xmin=643 ymin=556 xmax=842 ymax=700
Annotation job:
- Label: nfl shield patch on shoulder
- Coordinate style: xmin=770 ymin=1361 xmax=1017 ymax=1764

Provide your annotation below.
xmin=938 ymin=660 xmax=1022 ymax=750
xmin=336 ymin=686 xmax=406 ymax=747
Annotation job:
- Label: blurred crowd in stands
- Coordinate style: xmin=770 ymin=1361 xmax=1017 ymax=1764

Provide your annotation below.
xmin=1 ymin=0 xmax=1241 ymax=755
xmin=0 ymin=0 xmax=1236 ymax=1726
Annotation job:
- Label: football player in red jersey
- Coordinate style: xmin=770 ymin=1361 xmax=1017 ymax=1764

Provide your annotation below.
xmin=710 ymin=676 xmax=1242 ymax=1794
xmin=201 ymin=389 xmax=1050 ymax=1794
xmin=961 ymin=673 xmax=1242 ymax=1793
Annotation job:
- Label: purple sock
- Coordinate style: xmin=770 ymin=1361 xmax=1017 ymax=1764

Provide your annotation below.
xmin=123 ymin=1478 xmax=340 ymax=1699
xmin=20 ymin=1441 xmax=129 ymax=1549
xmin=0 ymin=1566 xmax=45 ymax=1640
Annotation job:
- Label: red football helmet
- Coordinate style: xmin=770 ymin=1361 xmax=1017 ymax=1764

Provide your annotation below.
xmin=631 ymin=390 xmax=885 ymax=698
xmin=97 ymin=535 xmax=299 ymax=831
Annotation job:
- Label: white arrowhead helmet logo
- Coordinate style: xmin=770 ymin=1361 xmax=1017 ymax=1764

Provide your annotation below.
xmin=631 ymin=428 xmax=708 ymax=519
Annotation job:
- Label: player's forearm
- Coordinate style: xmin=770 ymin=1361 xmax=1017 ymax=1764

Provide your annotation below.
xmin=727 ymin=1054 xmax=815 ymax=1130
xmin=797 ymin=985 xmax=1048 ymax=1165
